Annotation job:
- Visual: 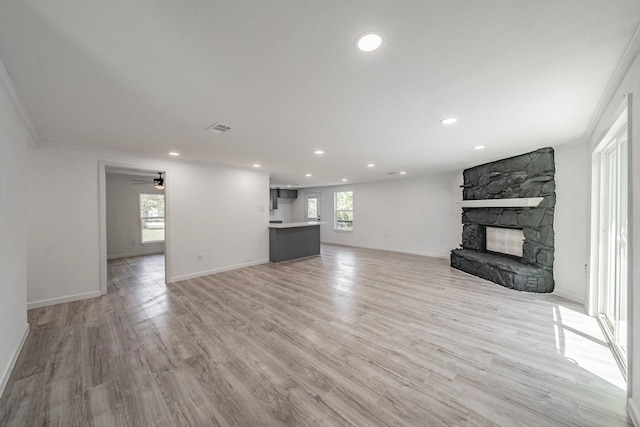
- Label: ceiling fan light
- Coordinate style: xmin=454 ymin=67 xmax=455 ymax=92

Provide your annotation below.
xmin=154 ymin=184 xmax=165 ymax=190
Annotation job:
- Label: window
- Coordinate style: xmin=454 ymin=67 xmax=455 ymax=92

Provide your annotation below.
xmin=334 ymin=191 xmax=353 ymax=231
xmin=140 ymin=193 xmax=165 ymax=243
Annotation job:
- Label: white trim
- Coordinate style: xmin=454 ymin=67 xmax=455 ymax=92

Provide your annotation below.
xmin=321 ymin=240 xmax=450 ymax=260
xmin=0 ymin=58 xmax=40 ymax=147
xmin=0 ymin=323 xmax=29 ymax=398
xmin=629 ymin=397 xmax=640 ymax=426
xmin=457 ymin=197 xmax=543 ymax=208
xmin=551 ymin=289 xmax=584 ymax=304
xmin=169 ymin=259 xmax=269 ymax=283
xmin=27 ymin=291 xmax=101 ymax=310
xmin=107 ymin=249 xmax=164 ymax=260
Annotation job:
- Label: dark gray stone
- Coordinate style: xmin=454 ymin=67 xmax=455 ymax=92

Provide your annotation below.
xmin=451 ymin=249 xmax=553 ymax=293
xmin=530 ymin=175 xmax=553 ymax=182
xmin=498 ymin=210 xmax=518 ymax=226
xmin=537 ymin=249 xmax=554 ymax=266
xmin=526 ymin=149 xmax=555 ymax=175
xmin=504 ymin=156 xmax=530 ymax=172
xmin=454 ymin=147 xmax=555 ymax=293
xmin=539 ymin=225 xmax=554 ymax=247
xmin=520 ymin=180 xmax=543 ymax=197
xmin=537 ymin=195 xmax=556 ymax=208
xmin=542 ymin=181 xmax=556 ymax=195
xmin=466 ymin=210 xmax=498 ymax=224
xmin=507 ymin=171 xmax=528 ymax=185
xmin=517 ymin=209 xmax=545 ymax=228
xmin=502 ymin=188 xmax=518 ymax=198
xmin=540 ymin=212 xmax=554 ymax=226
xmin=522 ymin=227 xmax=539 ymax=241
xmin=486 ymin=177 xmax=508 ymax=194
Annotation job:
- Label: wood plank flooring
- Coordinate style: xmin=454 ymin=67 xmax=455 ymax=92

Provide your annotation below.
xmin=0 ymin=245 xmax=632 ymax=426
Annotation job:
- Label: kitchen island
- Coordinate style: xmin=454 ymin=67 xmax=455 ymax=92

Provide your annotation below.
xmin=268 ymin=221 xmax=325 ymax=262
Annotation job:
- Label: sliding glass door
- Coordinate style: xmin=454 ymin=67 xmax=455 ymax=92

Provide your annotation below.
xmin=598 ymin=124 xmax=628 ymax=371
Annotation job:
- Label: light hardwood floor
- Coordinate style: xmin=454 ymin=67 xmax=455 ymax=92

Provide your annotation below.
xmin=0 ymin=245 xmax=632 ymax=426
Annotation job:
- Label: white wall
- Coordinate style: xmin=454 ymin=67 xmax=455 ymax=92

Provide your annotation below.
xmin=586 ymin=50 xmax=640 ymax=425
xmin=106 ymin=172 xmax=164 ymax=259
xmin=268 ymin=197 xmax=294 ymax=223
xmin=292 ymin=173 xmax=460 ymax=258
xmin=553 ymin=141 xmax=590 ymax=303
xmin=0 ymin=68 xmax=29 ymax=395
xmin=27 ymin=143 xmax=270 ymax=307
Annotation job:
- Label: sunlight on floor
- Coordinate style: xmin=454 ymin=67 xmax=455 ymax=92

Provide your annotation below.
xmin=554 ymin=304 xmax=626 ymax=391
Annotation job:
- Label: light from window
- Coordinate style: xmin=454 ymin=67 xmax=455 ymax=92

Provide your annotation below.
xmin=140 ymin=193 xmax=165 ymax=243
xmin=335 ymin=191 xmax=353 ymax=231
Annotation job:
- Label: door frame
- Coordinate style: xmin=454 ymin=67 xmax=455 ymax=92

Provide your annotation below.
xmin=305 ymin=192 xmax=321 ymax=221
xmin=588 ymin=99 xmax=632 ymax=381
xmin=98 ymin=161 xmax=172 ymax=295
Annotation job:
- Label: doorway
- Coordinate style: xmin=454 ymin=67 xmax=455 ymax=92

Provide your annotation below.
xmin=306 ymin=193 xmax=321 ymax=221
xmin=99 ymin=163 xmax=170 ymax=294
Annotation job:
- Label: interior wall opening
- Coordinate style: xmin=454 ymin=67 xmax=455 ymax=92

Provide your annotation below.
xmin=103 ymin=165 xmax=168 ymax=293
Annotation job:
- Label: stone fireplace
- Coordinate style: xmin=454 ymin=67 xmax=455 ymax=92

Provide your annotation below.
xmin=450 ymin=147 xmax=555 ymax=293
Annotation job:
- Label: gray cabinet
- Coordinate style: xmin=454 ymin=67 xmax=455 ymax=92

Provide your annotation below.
xmin=277 ymin=189 xmax=298 ymax=199
xmin=269 ymin=189 xmax=278 ymax=210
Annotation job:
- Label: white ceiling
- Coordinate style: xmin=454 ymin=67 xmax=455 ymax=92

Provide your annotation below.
xmin=1 ymin=1 xmax=639 ymax=187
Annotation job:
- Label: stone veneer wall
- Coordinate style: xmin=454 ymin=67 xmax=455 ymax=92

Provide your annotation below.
xmin=451 ymin=147 xmax=556 ymax=292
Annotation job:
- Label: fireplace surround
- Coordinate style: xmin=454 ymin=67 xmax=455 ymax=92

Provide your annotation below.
xmin=450 ymin=147 xmax=555 ymax=293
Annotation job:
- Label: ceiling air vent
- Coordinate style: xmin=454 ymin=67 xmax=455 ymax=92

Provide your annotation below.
xmin=206 ymin=122 xmax=233 ymax=134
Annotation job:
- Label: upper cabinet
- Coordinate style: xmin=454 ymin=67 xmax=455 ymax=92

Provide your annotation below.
xmin=277 ymin=189 xmax=298 ymax=199
xmin=270 ymin=188 xmax=298 ymax=210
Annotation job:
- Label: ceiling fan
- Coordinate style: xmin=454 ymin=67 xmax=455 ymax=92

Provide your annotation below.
xmin=131 ymin=172 xmax=165 ymax=189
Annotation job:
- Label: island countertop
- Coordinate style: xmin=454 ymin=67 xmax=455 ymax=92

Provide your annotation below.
xmin=268 ymin=221 xmax=327 ymax=229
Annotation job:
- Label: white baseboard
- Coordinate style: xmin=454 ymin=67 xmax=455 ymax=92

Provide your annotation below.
xmin=629 ymin=397 xmax=640 ymax=426
xmin=551 ymin=289 xmax=584 ymax=304
xmin=0 ymin=323 xmax=29 ymax=397
xmin=27 ymin=290 xmax=102 ymax=310
xmin=169 ymin=258 xmax=270 ymax=283
xmin=321 ymin=241 xmax=450 ymax=260
xmin=107 ymin=249 xmax=164 ymax=260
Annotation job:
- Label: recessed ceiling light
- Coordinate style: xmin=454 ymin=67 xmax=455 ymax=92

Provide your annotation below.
xmin=356 ymin=33 xmax=382 ymax=52
xmin=314 ymin=150 xmax=324 ymax=155
xmin=169 ymin=152 xmax=180 ymax=156
xmin=286 ymin=185 xmax=292 ymax=188
xmin=367 ymin=163 xmax=375 ymax=168
xmin=253 ymin=164 xmax=261 ymax=168
xmin=399 ymin=171 xmax=407 ymax=175
xmin=440 ymin=117 xmax=459 ymax=125
xmin=341 ymin=178 xmax=348 ymax=182
xmin=305 ymin=173 xmax=312 ymax=177
xmin=474 ymin=145 xmax=485 ymax=150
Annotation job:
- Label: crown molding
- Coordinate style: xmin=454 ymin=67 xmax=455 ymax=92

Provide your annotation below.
xmin=0 ymin=57 xmax=40 ymax=147
xmin=583 ymin=22 xmax=640 ymax=143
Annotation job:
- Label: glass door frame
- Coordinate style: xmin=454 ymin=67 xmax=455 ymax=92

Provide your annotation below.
xmin=589 ymin=104 xmax=631 ymax=380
